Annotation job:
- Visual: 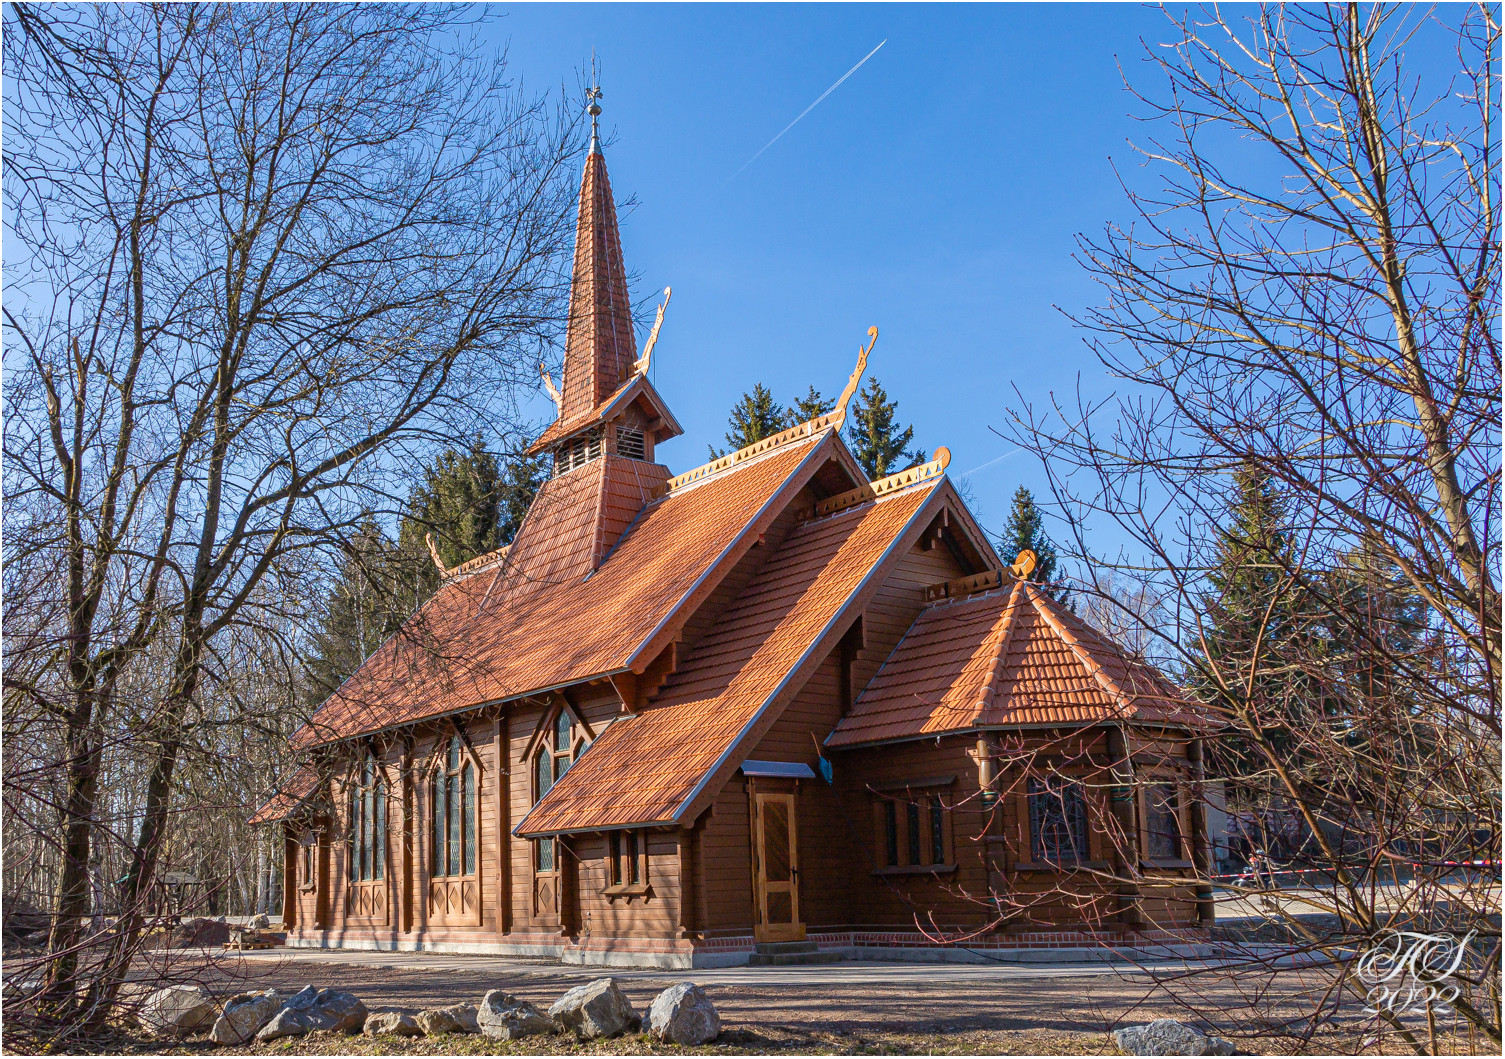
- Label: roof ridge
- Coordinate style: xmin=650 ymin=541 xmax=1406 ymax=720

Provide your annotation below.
xmin=969 ymin=580 xmax=1025 ymax=725
xmin=666 ymin=416 xmax=840 ymax=493
xmin=1024 ymin=584 xmax=1133 ymax=714
xmin=811 ymin=447 xmax=952 ymax=519
xmin=442 ymin=543 xmax=513 ymax=582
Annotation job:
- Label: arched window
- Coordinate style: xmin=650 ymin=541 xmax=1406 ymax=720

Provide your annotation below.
xmin=349 ymin=754 xmax=386 ymax=882
xmin=533 ymin=710 xmax=588 ymax=873
xmin=432 ymin=736 xmax=476 ymax=878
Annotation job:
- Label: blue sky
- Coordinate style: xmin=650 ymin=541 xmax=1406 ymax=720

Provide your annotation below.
xmin=491 ymin=3 xmax=1170 ymax=538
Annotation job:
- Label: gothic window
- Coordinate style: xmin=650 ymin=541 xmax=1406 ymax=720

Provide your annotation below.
xmin=349 ymin=754 xmax=386 ymax=882
xmin=883 ymin=801 xmax=899 ymax=866
xmin=533 ymin=709 xmax=589 ymax=874
xmin=1028 ymin=776 xmax=1089 ymax=863
xmin=929 ymin=799 xmax=946 ymax=865
xmin=432 ymin=736 xmax=476 ymax=878
xmin=300 ymin=837 xmax=317 ymax=889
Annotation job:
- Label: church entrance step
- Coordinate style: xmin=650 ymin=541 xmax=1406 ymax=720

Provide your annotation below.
xmin=748 ymin=940 xmax=843 ymax=965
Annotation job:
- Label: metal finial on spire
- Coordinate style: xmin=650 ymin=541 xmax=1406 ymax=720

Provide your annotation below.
xmin=586 ymin=56 xmax=602 ymax=154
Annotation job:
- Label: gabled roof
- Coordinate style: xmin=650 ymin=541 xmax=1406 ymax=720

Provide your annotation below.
xmin=528 ymin=373 xmax=682 ymax=455
xmin=290 ymin=432 xmax=837 ymax=748
xmin=248 ymin=764 xmax=322 ymax=825
xmin=826 ymin=581 xmax=1205 ymax=749
xmin=516 ymin=479 xmax=944 ymax=837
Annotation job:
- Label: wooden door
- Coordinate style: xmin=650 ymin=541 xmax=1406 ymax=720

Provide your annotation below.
xmin=753 ymin=792 xmax=804 ymax=942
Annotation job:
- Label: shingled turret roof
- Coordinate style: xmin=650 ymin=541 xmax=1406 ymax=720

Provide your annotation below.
xmin=826 ymin=580 xmax=1204 ymax=748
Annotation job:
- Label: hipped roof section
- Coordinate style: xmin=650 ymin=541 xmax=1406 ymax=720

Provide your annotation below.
xmin=826 ymin=580 xmax=1207 ymax=748
xmin=290 ymin=432 xmax=835 ymax=749
xmin=516 ymin=480 xmax=945 ymax=837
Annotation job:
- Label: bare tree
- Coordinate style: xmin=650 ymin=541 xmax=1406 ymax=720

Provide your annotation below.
xmin=992 ymin=3 xmax=1498 ymax=1051
xmin=3 ymin=1 xmax=578 ymax=1039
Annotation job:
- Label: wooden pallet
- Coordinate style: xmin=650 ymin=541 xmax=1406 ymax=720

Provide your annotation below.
xmin=223 ymin=937 xmax=277 ymax=950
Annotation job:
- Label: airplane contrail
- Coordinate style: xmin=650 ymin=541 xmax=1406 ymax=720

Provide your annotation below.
xmin=728 ymin=38 xmax=887 ymax=182
xmin=956 ymin=446 xmax=1023 ymax=479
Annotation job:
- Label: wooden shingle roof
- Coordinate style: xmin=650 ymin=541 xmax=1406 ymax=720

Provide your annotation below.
xmin=516 ymin=480 xmax=943 ymax=836
xmin=290 ymin=434 xmax=832 ymax=748
xmin=826 ymin=581 xmax=1205 ymax=748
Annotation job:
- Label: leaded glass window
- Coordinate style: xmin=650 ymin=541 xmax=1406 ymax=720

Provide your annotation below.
xmin=349 ymin=754 xmax=386 ymax=882
xmin=431 ymin=735 xmax=476 ymax=878
xmin=1029 ymin=776 xmax=1088 ymax=863
xmin=1146 ymin=782 xmax=1182 ymax=860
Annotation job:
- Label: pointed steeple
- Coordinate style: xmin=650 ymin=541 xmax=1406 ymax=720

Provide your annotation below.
xmin=559 ymin=86 xmax=637 ymax=422
xmin=528 ymin=87 xmax=681 ymax=462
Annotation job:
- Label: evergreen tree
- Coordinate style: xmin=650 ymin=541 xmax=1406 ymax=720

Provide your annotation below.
xmin=396 ymin=437 xmax=505 ymax=573
xmin=709 ymin=383 xmax=787 ymax=459
xmin=1323 ymin=539 xmax=1430 ymax=712
xmin=305 ymin=440 xmax=543 ymax=703
xmin=785 ymin=385 xmax=834 ymax=426
xmin=1194 ymin=462 xmax=1318 ymax=769
xmin=997 ymin=486 xmax=1059 ymax=586
xmin=494 ymin=452 xmax=549 ymax=546
xmin=844 ymin=376 xmax=925 ymax=480
xmin=304 ymin=516 xmax=402 ymax=704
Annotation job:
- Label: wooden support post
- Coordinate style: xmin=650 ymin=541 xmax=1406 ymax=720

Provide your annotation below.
xmin=1106 ymin=726 xmax=1145 ymax=928
xmin=399 ymin=740 xmax=413 ymax=933
xmin=677 ymin=826 xmax=696 ymax=940
xmin=281 ymin=828 xmax=298 ymax=931
xmin=495 ymin=712 xmax=511 ymax=935
xmin=1188 ymin=737 xmax=1216 ymax=927
xmin=975 ymin=737 xmax=1010 ymax=899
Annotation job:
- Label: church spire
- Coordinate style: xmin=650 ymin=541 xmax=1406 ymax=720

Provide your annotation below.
xmin=558 ymin=84 xmax=637 ymax=422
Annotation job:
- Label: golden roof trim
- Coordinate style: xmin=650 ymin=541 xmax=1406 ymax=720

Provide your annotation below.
xmin=666 ymin=414 xmax=839 ymax=492
xmin=665 ymin=326 xmax=879 ymax=494
xmin=428 ymin=539 xmax=513 ymax=583
xmin=813 ymin=446 xmax=951 ymax=518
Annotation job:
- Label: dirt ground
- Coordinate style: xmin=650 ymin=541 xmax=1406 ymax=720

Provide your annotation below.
xmin=4 ymin=953 xmax=1485 ymax=1055
xmin=111 ymin=955 xmax=1493 ymax=1055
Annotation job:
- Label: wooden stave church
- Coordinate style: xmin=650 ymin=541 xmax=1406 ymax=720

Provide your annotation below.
xmin=253 ymin=115 xmax=1217 ymax=969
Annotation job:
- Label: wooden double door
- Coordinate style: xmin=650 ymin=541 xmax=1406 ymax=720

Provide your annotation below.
xmin=752 ymin=791 xmax=805 ymax=942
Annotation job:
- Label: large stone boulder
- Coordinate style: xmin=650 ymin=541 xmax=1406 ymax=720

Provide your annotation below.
xmin=477 ymin=990 xmax=560 ymax=1040
xmin=417 ymin=1002 xmax=480 ymax=1035
xmin=648 ymin=982 xmax=720 ymax=1045
xmin=247 ymin=913 xmax=271 ymax=930
xmin=364 ymin=1011 xmax=423 ymax=1037
xmin=138 ymin=984 xmax=216 ymax=1035
xmin=210 ymin=989 xmax=282 ymax=1045
xmin=256 ymin=986 xmax=367 ymax=1040
xmin=1114 ymin=1020 xmax=1235 ymax=1056
xmin=548 ymin=978 xmax=637 ymax=1039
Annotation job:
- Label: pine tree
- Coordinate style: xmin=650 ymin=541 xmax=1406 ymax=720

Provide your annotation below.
xmin=305 ymin=440 xmax=541 ymax=703
xmin=844 ymin=376 xmax=925 ymax=481
xmin=709 ymin=383 xmax=787 ymax=459
xmin=785 ymin=385 xmax=834 ymax=426
xmin=304 ymin=516 xmax=402 ymax=704
xmin=396 ymin=437 xmax=505 ymax=574
xmin=997 ymin=487 xmax=1059 ymax=586
xmin=1194 ymin=462 xmax=1317 ymax=769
